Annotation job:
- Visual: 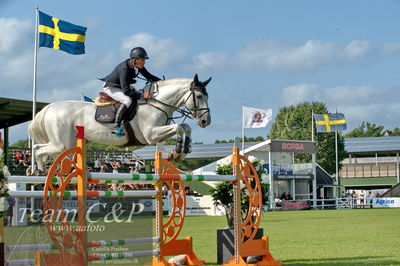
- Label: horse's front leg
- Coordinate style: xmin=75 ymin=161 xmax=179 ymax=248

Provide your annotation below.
xmin=178 ymin=124 xmax=192 ymax=161
xmin=148 ymin=124 xmax=185 ymax=161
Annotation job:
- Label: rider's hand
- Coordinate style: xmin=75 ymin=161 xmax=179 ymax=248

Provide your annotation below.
xmin=134 ymin=91 xmax=144 ymax=99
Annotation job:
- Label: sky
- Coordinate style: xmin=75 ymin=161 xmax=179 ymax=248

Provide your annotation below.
xmin=1 ymin=0 xmax=400 ymax=145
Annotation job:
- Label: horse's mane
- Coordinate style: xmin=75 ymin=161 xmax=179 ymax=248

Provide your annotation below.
xmin=155 ymin=78 xmax=192 ymax=88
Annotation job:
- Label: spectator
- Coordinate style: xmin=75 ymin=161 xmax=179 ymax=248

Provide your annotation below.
xmin=352 ymin=190 xmax=358 ymax=206
xmin=23 ymin=151 xmax=31 ymax=166
xmin=94 ymin=158 xmax=101 ymax=171
xmin=15 ymin=150 xmax=23 ymax=165
xmin=110 ymin=160 xmax=120 ymax=173
xmin=162 ymin=184 xmax=169 ymax=199
xmin=366 ymin=191 xmax=373 ymax=208
xmin=112 ymin=166 xmax=119 ymax=174
xmin=287 ymin=192 xmax=293 ymax=201
xmin=6 ymin=197 xmax=15 ymax=226
xmin=100 ymin=163 xmax=108 ymax=173
xmin=134 ymin=160 xmax=142 ymax=172
xmin=26 ymin=165 xmax=32 ymax=176
xmin=184 ymin=185 xmax=191 ymax=195
xmin=104 ymin=153 xmax=112 ymax=165
xmin=280 ymin=192 xmax=287 ymax=201
xmin=121 ymin=156 xmax=131 ymax=165
xmin=360 ymin=190 xmax=365 ymax=208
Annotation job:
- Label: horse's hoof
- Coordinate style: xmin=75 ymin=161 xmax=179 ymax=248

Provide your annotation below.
xmin=168 ymin=150 xmax=178 ymax=161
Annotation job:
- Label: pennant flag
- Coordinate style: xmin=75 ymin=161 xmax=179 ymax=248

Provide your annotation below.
xmin=82 ymin=94 xmax=94 ymax=102
xmin=243 ymin=106 xmax=272 ymax=128
xmin=38 ymin=11 xmax=87 ymax=55
xmin=314 ymin=113 xmax=347 ymax=133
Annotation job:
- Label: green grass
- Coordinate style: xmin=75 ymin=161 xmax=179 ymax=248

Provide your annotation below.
xmin=183 ymin=180 xmax=214 ymax=195
xmin=5 ymin=208 xmax=400 ymax=265
xmin=180 ymin=208 xmax=400 ymax=265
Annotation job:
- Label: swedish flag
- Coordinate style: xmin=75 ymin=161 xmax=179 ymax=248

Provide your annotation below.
xmin=39 ymin=11 xmax=87 ymax=55
xmin=314 ymin=113 xmax=347 ymax=133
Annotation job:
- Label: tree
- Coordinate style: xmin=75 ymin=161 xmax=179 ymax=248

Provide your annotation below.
xmin=214 ymin=136 xmax=265 ymax=144
xmin=10 ymin=139 xmax=29 ymax=148
xmin=387 ymin=127 xmax=400 ymax=136
xmin=345 ymin=122 xmax=385 ymax=137
xmin=269 ymin=102 xmax=347 ymax=175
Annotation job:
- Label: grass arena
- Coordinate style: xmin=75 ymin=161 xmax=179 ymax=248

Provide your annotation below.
xmin=5 ymin=209 xmax=400 ymax=265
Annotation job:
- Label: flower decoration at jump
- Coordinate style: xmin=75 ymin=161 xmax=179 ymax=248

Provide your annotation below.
xmin=210 ymin=155 xmax=269 ymax=229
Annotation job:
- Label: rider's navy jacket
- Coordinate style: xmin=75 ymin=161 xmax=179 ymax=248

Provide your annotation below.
xmin=100 ymin=59 xmax=161 ymax=99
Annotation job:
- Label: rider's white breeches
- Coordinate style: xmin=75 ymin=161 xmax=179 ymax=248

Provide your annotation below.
xmin=103 ymin=87 xmax=132 ymax=107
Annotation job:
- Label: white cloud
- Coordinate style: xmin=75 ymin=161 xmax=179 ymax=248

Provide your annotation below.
xmin=187 ymin=52 xmax=230 ymax=73
xmin=237 ymin=39 xmax=336 ymax=71
xmin=121 ymin=33 xmax=187 ymax=71
xmin=0 ymin=17 xmax=31 ymax=53
xmin=342 ymin=40 xmax=370 ymax=59
xmin=281 ymin=84 xmax=320 ymax=105
xmin=382 ymin=42 xmax=400 ymax=55
xmin=323 ymin=85 xmax=383 ymax=104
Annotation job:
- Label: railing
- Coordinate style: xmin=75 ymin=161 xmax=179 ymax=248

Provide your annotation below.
xmin=271 ymin=198 xmax=375 ymax=210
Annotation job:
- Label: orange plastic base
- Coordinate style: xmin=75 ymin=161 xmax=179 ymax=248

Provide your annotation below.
xmin=150 ymin=236 xmax=204 ymax=265
xmin=222 ymin=254 xmax=282 ymax=266
xmin=222 ymin=237 xmax=282 ymax=266
xmin=151 ymin=253 xmax=205 ymax=266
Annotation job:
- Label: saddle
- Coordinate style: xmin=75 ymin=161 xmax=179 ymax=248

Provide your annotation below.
xmin=93 ymin=92 xmax=147 ymax=146
xmin=94 ymin=92 xmax=139 ymax=123
xmin=94 ymin=83 xmax=154 ymax=123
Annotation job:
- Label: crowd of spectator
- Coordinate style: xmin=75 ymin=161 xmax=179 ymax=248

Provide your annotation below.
xmin=14 ymin=150 xmax=31 ymax=167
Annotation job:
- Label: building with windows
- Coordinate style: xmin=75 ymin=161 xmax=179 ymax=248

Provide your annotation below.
xmin=341 ymin=136 xmax=400 ymax=190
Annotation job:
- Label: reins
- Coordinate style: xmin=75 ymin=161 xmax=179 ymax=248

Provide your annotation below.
xmin=138 ymin=79 xmax=209 ymax=125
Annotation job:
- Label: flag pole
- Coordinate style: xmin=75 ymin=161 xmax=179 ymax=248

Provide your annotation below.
xmin=335 ymin=109 xmax=339 ymax=197
xmin=311 ymin=109 xmax=314 ymax=142
xmin=241 ymin=106 xmax=245 ymax=153
xmin=31 ymin=6 xmax=39 ymax=174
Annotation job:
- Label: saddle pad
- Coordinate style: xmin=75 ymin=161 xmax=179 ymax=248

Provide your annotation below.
xmin=95 ymin=104 xmax=118 ymax=123
xmin=94 ymin=96 xmax=116 ymax=106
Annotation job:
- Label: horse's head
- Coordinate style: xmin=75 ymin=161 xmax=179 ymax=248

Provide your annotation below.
xmin=185 ymin=74 xmax=212 ymax=128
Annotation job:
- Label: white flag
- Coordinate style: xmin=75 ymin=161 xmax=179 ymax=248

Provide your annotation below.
xmin=243 ymin=106 xmax=272 ymax=128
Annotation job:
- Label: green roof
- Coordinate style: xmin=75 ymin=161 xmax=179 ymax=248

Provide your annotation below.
xmin=341 ymin=177 xmax=398 ymax=186
xmin=0 ymin=97 xmax=48 ymax=128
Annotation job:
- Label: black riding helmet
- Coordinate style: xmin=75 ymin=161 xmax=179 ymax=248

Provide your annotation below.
xmin=130 ymin=47 xmax=149 ymax=59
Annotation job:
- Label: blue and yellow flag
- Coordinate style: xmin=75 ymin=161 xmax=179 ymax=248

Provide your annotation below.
xmin=39 ymin=11 xmax=87 ymax=55
xmin=314 ymin=113 xmax=347 ymax=133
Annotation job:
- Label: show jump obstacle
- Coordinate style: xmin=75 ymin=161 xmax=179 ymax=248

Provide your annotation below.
xmin=2 ymin=126 xmax=281 ymax=266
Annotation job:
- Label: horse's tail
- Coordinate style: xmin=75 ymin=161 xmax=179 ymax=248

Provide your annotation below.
xmin=29 ymin=104 xmax=50 ymax=144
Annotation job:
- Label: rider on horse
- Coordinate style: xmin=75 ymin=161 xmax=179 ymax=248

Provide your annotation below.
xmin=100 ymin=47 xmax=161 ymax=134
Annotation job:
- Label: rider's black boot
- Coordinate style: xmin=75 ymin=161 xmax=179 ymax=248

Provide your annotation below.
xmin=111 ymin=104 xmax=128 ymax=135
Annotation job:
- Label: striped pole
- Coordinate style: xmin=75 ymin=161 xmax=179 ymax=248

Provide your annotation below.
xmin=9 ymin=190 xmax=157 ymax=198
xmin=88 ymin=250 xmax=159 ymax=261
xmin=89 ymin=172 xmax=236 ymax=182
xmin=7 ymin=173 xmax=236 ymax=183
xmin=6 ymin=237 xmax=160 ymax=253
xmin=5 ymin=259 xmax=35 ymax=266
xmin=7 ymin=176 xmax=155 ymax=184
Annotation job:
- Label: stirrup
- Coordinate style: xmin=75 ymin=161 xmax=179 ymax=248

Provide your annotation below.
xmin=111 ymin=125 xmax=125 ymax=136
